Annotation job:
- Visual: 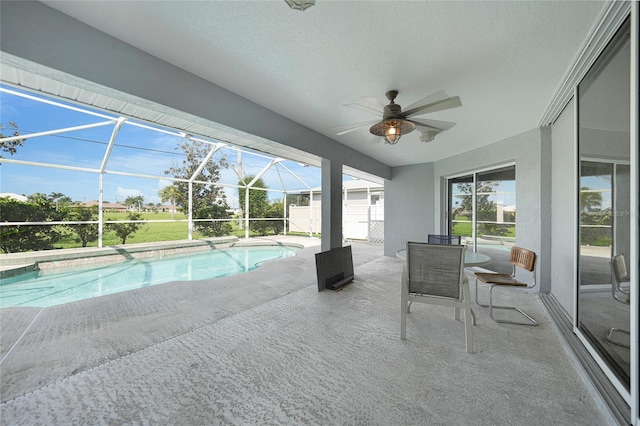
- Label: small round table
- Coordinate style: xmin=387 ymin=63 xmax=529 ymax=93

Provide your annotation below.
xmin=396 ymin=248 xmax=491 ymax=267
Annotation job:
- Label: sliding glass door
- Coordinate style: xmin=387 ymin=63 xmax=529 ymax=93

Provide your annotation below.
xmin=448 ymin=165 xmax=516 ymax=273
xmin=577 ymin=17 xmax=631 ymax=390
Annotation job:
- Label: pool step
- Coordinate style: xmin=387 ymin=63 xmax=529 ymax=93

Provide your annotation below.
xmin=0 ymin=263 xmax=38 ymax=279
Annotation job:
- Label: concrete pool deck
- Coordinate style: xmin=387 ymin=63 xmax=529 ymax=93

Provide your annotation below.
xmin=0 ymin=237 xmax=613 ymax=424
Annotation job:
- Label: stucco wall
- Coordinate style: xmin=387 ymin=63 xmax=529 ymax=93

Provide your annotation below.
xmin=383 ymin=163 xmax=435 ymax=257
xmin=386 ymin=129 xmax=546 ymax=288
xmin=434 ymin=129 xmax=544 ymax=287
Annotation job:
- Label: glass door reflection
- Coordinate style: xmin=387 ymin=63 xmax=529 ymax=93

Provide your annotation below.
xmin=577 ymin=17 xmax=630 ymax=388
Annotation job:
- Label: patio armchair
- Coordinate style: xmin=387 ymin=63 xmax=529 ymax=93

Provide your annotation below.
xmin=427 ymin=234 xmax=462 ymax=245
xmin=401 ymin=242 xmax=474 ymax=353
xmin=605 ymin=253 xmax=630 ymax=348
xmin=474 ymin=246 xmax=538 ymax=326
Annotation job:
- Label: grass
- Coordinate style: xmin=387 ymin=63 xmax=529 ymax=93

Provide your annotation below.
xmin=56 ymin=212 xmax=197 ymax=248
xmin=55 ymin=212 xmax=301 ymax=249
xmin=452 ymin=216 xmax=516 ymax=238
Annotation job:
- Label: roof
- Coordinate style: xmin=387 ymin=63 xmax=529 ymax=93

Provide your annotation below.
xmin=0 ymin=193 xmax=28 ymax=202
xmin=294 ymin=179 xmax=384 ymax=195
xmin=82 ymin=201 xmax=127 ymax=210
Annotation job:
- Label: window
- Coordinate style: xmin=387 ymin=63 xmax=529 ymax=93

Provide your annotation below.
xmin=448 ymin=165 xmax=516 ymax=273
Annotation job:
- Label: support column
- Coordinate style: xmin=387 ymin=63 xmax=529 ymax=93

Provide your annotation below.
xmin=321 ymin=158 xmax=343 ymax=252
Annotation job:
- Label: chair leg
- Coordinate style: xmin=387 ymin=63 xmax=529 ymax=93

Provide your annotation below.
xmin=475 ymin=278 xmax=511 ymax=310
xmin=606 ymin=328 xmax=630 ymax=348
xmin=475 ymin=278 xmax=489 ymax=307
xmin=462 ymin=282 xmax=474 ymax=353
xmin=461 ymin=276 xmax=476 ymax=326
xmin=488 ymin=285 xmax=538 ymax=326
xmin=401 ymin=291 xmax=407 ymax=340
xmin=454 ymin=307 xmax=476 ymax=326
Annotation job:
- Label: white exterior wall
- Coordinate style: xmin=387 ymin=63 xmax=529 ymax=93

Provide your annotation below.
xmin=289 ymin=205 xmax=321 ymax=235
xmin=385 ymin=129 xmax=546 ymax=289
xmin=289 ymin=198 xmax=384 ymax=240
xmin=550 ymin=99 xmax=577 ymax=315
xmin=384 ymin=163 xmax=436 ymax=256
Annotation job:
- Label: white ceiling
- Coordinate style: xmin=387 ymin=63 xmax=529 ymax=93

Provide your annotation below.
xmin=41 ymin=0 xmax=606 ymax=168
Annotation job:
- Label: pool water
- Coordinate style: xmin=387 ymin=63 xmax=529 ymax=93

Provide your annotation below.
xmin=0 ymin=245 xmax=300 ymax=308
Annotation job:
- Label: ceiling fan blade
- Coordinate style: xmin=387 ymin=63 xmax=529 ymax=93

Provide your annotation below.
xmin=344 ymin=102 xmax=383 ymax=116
xmin=362 ymin=96 xmax=386 ymax=109
xmin=403 ymin=96 xmax=462 ymax=117
xmin=333 ymin=119 xmax=379 ymax=136
xmin=403 ymin=90 xmax=449 ymax=112
xmin=410 ymin=118 xmax=457 ymax=131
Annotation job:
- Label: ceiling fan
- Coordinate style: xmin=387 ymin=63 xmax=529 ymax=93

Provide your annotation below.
xmin=335 ymin=90 xmax=462 ymax=145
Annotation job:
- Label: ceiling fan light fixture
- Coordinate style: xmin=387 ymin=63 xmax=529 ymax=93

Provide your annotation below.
xmin=370 ymin=119 xmax=416 ymax=145
xmin=285 ymin=0 xmax=315 ymax=11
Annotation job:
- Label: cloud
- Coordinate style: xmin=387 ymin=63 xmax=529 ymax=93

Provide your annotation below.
xmin=158 ymin=179 xmax=173 ymax=189
xmin=117 ymin=187 xmax=143 ymax=199
xmin=147 ymin=195 xmax=161 ymax=204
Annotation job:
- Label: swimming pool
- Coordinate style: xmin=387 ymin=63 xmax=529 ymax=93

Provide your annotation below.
xmin=0 ymin=245 xmax=301 ymax=308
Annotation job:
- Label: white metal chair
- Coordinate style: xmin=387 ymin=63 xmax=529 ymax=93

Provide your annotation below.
xmin=401 ymin=242 xmax=474 ymax=353
xmin=606 ymin=253 xmax=630 ymax=348
xmin=474 ymin=246 xmax=538 ymax=326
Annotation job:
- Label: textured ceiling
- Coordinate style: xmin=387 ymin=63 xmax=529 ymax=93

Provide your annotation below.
xmin=41 ymin=0 xmax=606 ymax=167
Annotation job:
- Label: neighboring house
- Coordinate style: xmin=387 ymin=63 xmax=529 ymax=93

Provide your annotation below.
xmin=81 ymin=201 xmax=128 ymax=212
xmin=0 ymin=193 xmax=28 ymax=202
xmin=288 ymin=179 xmax=384 ymax=242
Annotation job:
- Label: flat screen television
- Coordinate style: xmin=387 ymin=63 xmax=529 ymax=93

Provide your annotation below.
xmin=314 ymin=245 xmax=354 ymax=291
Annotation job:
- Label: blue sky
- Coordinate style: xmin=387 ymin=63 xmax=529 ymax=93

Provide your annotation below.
xmin=0 ymin=85 xmax=324 ymax=208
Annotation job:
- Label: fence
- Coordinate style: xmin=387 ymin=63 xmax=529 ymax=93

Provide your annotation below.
xmin=288 ymin=203 xmax=384 ymax=242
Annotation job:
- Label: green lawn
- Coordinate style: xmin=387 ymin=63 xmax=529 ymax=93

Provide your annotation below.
xmin=55 ymin=212 xmax=294 ymax=248
xmin=452 ymin=216 xmax=516 ymax=238
xmin=56 ymin=212 xmax=197 ymax=248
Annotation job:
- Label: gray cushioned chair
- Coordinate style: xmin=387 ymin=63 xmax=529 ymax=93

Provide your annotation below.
xmin=401 ymin=241 xmax=474 ymax=353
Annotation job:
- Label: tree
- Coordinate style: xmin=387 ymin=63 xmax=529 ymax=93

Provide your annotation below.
xmin=66 ymin=205 xmax=99 ymax=247
xmin=0 ymin=121 xmax=26 ymax=158
xmin=0 ymin=196 xmax=66 ymax=253
xmin=165 ymin=139 xmax=231 ymax=236
xmin=580 ymin=186 xmax=604 ymax=218
xmin=49 ymin=192 xmax=73 ymax=211
xmin=286 ymin=193 xmax=309 ymax=207
xmin=238 ymin=176 xmax=270 ymax=235
xmin=455 ymin=181 xmax=509 ymax=236
xmin=159 ymin=184 xmax=180 ymax=220
xmin=265 ymin=199 xmax=285 ymax=235
xmin=27 ymin=192 xmax=50 ymax=203
xmin=106 ymin=212 xmax=145 ymax=244
xmin=580 ymin=186 xmax=611 ymax=246
xmin=124 ymin=195 xmax=144 ymax=212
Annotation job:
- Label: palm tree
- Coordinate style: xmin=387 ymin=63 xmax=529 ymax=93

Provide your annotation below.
xmin=124 ymin=195 xmax=144 ymax=212
xmin=159 ymin=185 xmax=179 ymax=220
xmin=49 ymin=192 xmax=73 ymax=210
xmin=49 ymin=192 xmax=65 ymax=210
